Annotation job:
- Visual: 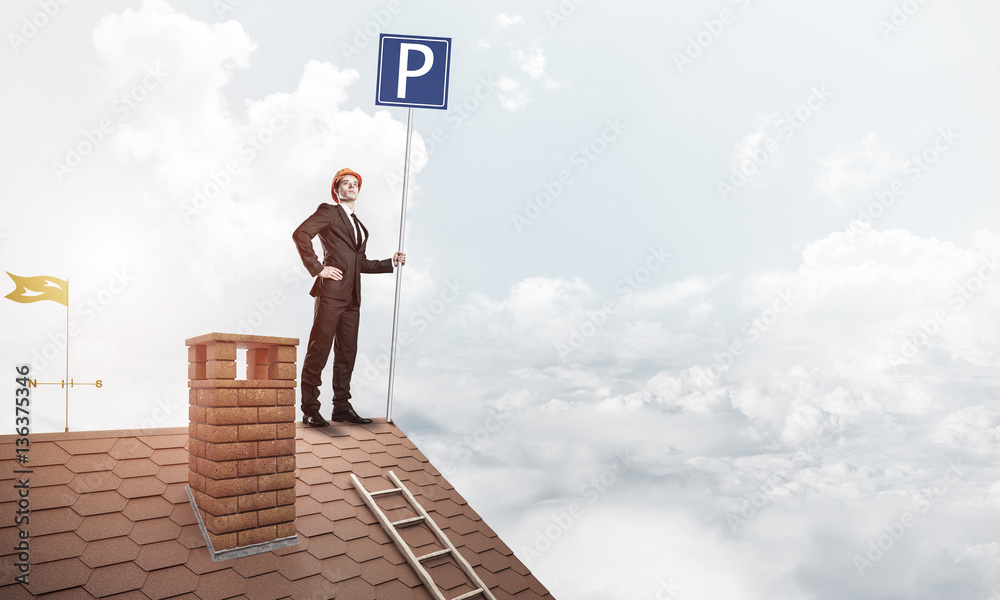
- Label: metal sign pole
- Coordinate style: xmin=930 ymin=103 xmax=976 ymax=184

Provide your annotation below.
xmin=386 ymin=107 xmax=414 ymax=423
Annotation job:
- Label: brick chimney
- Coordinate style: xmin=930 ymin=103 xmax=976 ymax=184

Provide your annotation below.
xmin=184 ymin=332 xmax=300 ymax=561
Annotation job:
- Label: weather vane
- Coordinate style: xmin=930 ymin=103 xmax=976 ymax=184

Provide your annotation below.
xmin=5 ymin=272 xmax=104 ymax=432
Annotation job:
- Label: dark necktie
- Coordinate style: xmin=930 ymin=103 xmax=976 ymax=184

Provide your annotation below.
xmin=351 ymin=213 xmax=363 ymax=248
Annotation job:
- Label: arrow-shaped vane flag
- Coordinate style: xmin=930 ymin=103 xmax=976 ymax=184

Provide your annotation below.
xmin=5 ymin=272 xmax=69 ymax=306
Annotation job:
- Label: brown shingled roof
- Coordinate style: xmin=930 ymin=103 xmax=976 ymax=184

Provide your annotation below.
xmin=0 ymin=421 xmax=554 ymax=599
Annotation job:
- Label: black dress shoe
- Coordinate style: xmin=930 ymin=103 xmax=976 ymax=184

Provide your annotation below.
xmin=331 ymin=407 xmax=373 ymax=424
xmin=302 ymin=412 xmax=329 ymax=427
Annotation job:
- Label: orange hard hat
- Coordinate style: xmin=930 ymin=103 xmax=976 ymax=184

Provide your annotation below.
xmin=331 ymin=168 xmax=362 ymax=201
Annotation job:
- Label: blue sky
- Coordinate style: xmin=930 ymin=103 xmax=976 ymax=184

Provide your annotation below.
xmin=2 ymin=1 xmax=1000 ymax=598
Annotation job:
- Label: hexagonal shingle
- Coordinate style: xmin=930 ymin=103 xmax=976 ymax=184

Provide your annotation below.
xmin=310 ymin=443 xmax=339 ymax=459
xmin=305 ymin=533 xmax=347 ymax=560
xmin=178 ymin=523 xmax=208 ymax=550
xmin=457 ymin=530 xmax=494 ymax=554
xmin=318 ymin=554 xmax=361 ymax=584
xmin=494 ymin=566 xmax=531 ymax=596
xmin=30 ymin=484 xmax=78 ymax=511
xmin=309 ymin=483 xmax=345 ymax=504
xmin=425 ymin=557 xmax=472 ymax=590
xmin=344 ymin=536 xmax=383 ymax=564
xmin=77 ymin=512 xmax=134 ymax=541
xmin=142 ymin=564 xmax=199 ymax=600
xmin=276 ymin=551 xmax=323 ymax=581
xmin=30 ymin=442 xmax=71 ymax=466
xmin=68 ymin=470 xmax=122 ymax=494
xmin=298 ymin=467 xmax=333 ymax=486
xmin=32 ymin=465 xmax=75 ymax=488
xmin=128 ymin=516 xmax=181 ymax=545
xmin=431 ymin=498 xmax=464 ymax=519
xmin=321 ymin=502 xmax=356 ymax=524
xmin=340 ymin=448 xmax=369 ymax=464
xmin=112 ymin=458 xmax=160 ymax=479
xmin=122 ymin=495 xmax=174 ymax=521
xmin=137 ymin=433 xmax=186 ymax=450
xmin=445 ymin=514 xmax=479 ymax=536
xmin=32 ymin=507 xmax=83 ymax=537
xmin=134 ymin=539 xmax=191 ymax=571
xmin=150 ymin=447 xmax=188 ymax=466
xmin=155 ymin=463 xmax=188 ymax=484
xmin=79 ymin=535 xmax=141 ymax=568
xmin=232 ymin=551 xmax=281 ymax=578
xmin=162 ymin=482 xmax=189 ymax=504
xmin=84 ymin=560 xmax=148 ymax=597
xmin=195 ymin=567 xmax=249 ymax=600
xmin=31 ymin=531 xmax=86 ymax=564
xmin=477 ymin=549 xmax=509 ymax=574
xmin=109 ymin=437 xmax=154 ymax=460
xmin=369 ymin=452 xmax=396 ymax=468
xmin=24 ymin=557 xmax=90 ymax=595
xmin=296 ymin=513 xmax=333 ymax=538
xmin=396 ymin=457 xmax=424 ymax=473
xmin=331 ymin=517 xmax=367 ymax=542
xmin=72 ymin=490 xmax=128 ymax=516
xmin=65 ymin=453 xmax=117 ymax=474
xmin=359 ymin=556 xmax=398 ymax=586
xmin=295 ymin=495 xmax=323 ymax=518
xmin=54 ymin=438 xmax=116 ymax=456
xmin=169 ymin=502 xmax=198 ymax=527
xmin=118 ymin=476 xmax=168 ymax=499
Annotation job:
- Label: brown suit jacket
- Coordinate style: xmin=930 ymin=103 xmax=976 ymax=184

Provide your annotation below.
xmin=293 ymin=203 xmax=393 ymax=304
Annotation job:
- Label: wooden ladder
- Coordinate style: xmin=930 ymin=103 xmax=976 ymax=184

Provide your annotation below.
xmin=350 ymin=471 xmax=498 ymax=600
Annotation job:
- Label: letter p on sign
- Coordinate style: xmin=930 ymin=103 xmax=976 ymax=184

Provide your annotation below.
xmin=376 ymin=34 xmax=451 ymax=110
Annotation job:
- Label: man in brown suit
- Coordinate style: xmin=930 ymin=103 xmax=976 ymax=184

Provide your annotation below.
xmin=293 ymin=168 xmax=405 ymax=426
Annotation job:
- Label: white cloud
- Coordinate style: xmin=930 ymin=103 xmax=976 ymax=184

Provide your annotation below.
xmin=513 ymin=45 xmax=546 ymax=79
xmin=495 ymin=13 xmax=524 ymax=28
xmin=816 ymin=134 xmax=907 ymax=203
xmin=728 ymin=112 xmax=787 ymax=187
xmin=497 ymin=76 xmax=532 ymax=111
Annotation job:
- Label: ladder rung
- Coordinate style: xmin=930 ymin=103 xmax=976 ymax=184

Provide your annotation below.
xmin=370 ymin=487 xmax=402 ymax=496
xmin=417 ymin=548 xmax=452 ymax=562
xmin=391 ymin=515 xmax=426 ymax=528
xmin=450 ymin=589 xmax=485 ymax=600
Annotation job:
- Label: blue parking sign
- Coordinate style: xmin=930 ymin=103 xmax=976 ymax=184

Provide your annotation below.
xmin=376 ymin=34 xmax=451 ymax=110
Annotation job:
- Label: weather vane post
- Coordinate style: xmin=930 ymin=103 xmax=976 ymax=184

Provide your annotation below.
xmin=6 ymin=272 xmax=104 ymax=432
xmin=374 ymin=33 xmax=452 ymax=423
